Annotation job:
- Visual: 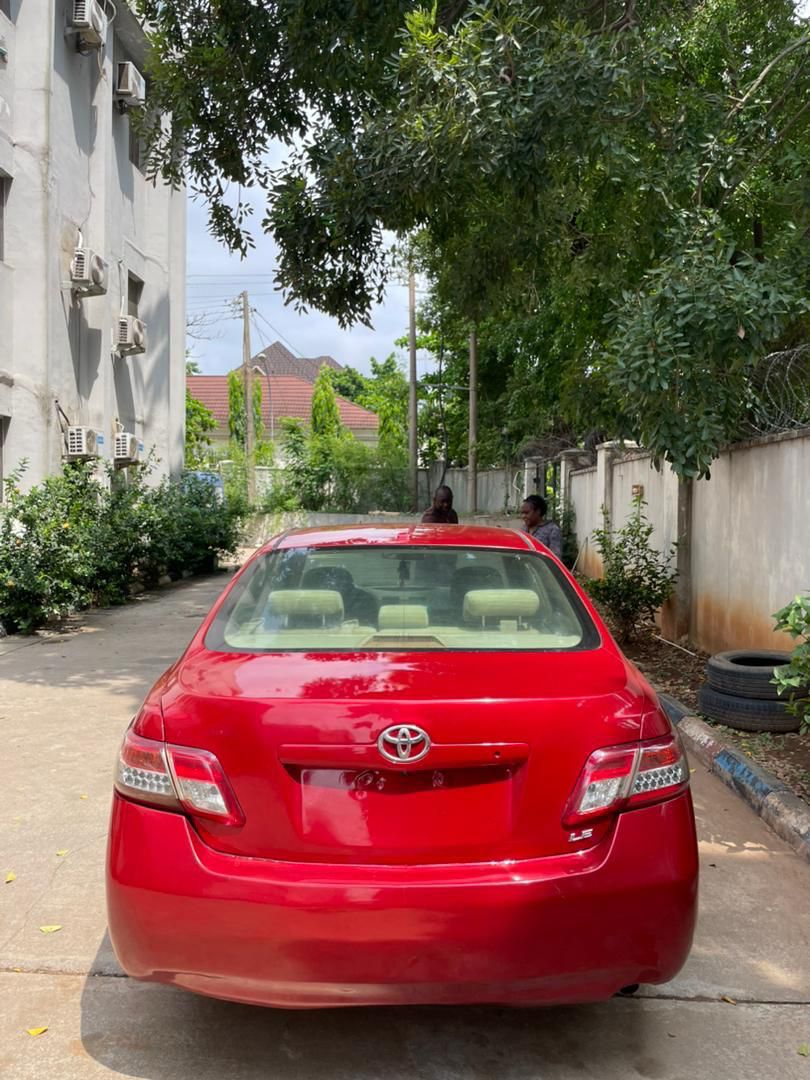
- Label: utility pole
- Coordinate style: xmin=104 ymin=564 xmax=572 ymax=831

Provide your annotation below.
xmin=468 ymin=328 xmax=478 ymax=515
xmin=241 ymin=290 xmax=256 ymax=504
xmin=408 ymin=271 xmax=419 ymax=511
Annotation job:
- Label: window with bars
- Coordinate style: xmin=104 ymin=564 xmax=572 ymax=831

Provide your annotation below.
xmin=127 ymin=273 xmax=143 ymax=317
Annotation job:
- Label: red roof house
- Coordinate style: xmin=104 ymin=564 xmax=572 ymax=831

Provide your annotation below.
xmin=186 ymin=373 xmax=379 ymax=447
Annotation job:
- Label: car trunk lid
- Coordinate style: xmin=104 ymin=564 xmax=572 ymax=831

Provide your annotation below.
xmin=160 ymin=647 xmax=649 ymax=864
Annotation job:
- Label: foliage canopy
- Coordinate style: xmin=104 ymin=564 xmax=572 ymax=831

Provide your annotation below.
xmin=139 ymin=0 xmax=810 ymax=476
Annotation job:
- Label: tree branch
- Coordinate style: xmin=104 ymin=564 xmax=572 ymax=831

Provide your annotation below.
xmin=726 ymin=34 xmax=809 ymax=120
xmin=719 ymin=98 xmax=810 ymax=208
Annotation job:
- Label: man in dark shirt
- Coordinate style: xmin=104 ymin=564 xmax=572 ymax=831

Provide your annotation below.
xmin=521 ymin=494 xmax=562 ymax=559
xmin=421 ymin=485 xmax=459 ymax=524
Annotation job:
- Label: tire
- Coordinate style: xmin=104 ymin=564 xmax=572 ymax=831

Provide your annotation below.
xmin=705 ymin=650 xmax=793 ymax=700
xmin=698 ymin=685 xmax=800 ymax=733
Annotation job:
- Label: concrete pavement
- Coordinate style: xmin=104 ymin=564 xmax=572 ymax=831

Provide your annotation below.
xmin=1 ymin=573 xmax=809 ymax=1078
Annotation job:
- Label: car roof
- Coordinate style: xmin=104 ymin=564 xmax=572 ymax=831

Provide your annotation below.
xmin=267 ymin=523 xmax=537 ymax=553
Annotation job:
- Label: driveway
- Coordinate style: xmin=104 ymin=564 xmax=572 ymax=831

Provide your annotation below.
xmin=1 ymin=573 xmax=809 ymax=1079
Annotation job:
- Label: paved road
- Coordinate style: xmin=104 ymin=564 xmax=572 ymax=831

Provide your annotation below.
xmin=1 ymin=574 xmax=809 ymax=1079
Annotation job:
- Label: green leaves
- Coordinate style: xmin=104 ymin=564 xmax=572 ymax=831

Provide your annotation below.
xmin=0 ymin=463 xmax=245 ymax=635
xmin=772 ymin=594 xmax=810 ymax=734
xmin=586 ymin=496 xmax=678 ymax=642
xmin=311 ymin=366 xmax=343 ymax=440
xmin=601 ymin=213 xmax=809 ymax=477
xmin=227 ymin=370 xmax=264 ymax=448
xmin=139 ymin=0 xmax=810 ymax=478
xmin=185 ymin=390 xmax=218 ymax=468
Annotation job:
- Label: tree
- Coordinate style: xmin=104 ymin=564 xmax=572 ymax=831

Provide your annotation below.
xmin=139 ymin=0 xmax=810 ymax=477
xmin=311 ymin=365 xmax=342 ymax=439
xmin=357 ymin=355 xmax=409 ymax=458
xmin=227 ymin=369 xmax=264 ymax=447
xmin=184 ymin=390 xmax=217 ymax=468
xmin=328 ymin=365 xmax=368 ymax=404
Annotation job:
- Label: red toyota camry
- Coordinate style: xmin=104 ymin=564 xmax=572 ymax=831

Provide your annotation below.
xmin=106 ymin=524 xmax=698 ymax=1009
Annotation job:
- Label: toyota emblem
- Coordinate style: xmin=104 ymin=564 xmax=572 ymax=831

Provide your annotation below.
xmin=377 ymin=724 xmax=431 ymax=764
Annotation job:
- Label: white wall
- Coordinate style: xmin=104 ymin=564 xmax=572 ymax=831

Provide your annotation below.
xmin=610 ymin=452 xmax=679 ymax=554
xmin=691 ymin=430 xmax=810 ymax=654
xmin=567 ymin=431 xmax=810 ymax=653
xmin=568 ymin=466 xmax=600 ymax=576
xmin=426 ymin=463 xmax=523 ymax=514
xmin=0 ymin=2 xmax=185 ymax=491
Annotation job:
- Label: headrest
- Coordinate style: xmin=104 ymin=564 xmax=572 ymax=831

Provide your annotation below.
xmin=302 ymin=566 xmax=354 ymax=596
xmin=267 ymin=590 xmax=344 ymax=618
xmin=462 ymin=589 xmax=540 ymax=620
xmin=449 ymin=565 xmax=503 ymax=600
xmin=378 ymin=604 xmax=429 ymax=630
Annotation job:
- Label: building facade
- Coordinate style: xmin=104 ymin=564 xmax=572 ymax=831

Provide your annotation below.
xmin=0 ymin=1 xmax=185 ymax=496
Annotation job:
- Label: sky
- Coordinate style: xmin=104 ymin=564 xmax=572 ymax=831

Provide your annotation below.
xmin=185 ymin=192 xmax=422 ymax=378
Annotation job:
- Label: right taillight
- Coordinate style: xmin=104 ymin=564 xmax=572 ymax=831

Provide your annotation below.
xmin=563 ymin=733 xmax=689 ymax=828
xmin=114 ymin=725 xmax=244 ymax=827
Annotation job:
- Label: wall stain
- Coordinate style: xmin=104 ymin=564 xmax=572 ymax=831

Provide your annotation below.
xmin=692 ymin=591 xmax=794 ymax=656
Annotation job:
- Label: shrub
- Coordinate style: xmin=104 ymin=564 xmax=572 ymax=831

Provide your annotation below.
xmin=772 ymin=594 xmax=810 ymax=735
xmin=0 ymin=462 xmax=101 ymax=632
xmin=586 ymin=496 xmax=677 ymax=642
xmin=0 ymin=461 xmax=245 ymax=635
xmin=277 ymin=419 xmax=410 ymax=514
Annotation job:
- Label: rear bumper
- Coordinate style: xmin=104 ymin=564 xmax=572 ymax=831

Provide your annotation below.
xmin=106 ymin=792 xmax=698 ymax=1008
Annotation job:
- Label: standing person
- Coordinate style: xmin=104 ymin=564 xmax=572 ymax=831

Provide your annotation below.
xmin=521 ymin=494 xmax=562 ymax=559
xmin=421 ymin=485 xmax=459 ymax=524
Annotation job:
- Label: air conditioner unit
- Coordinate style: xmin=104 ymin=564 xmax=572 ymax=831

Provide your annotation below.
xmin=114 ymin=432 xmax=139 ymax=464
xmin=115 ymin=62 xmax=146 ymax=108
xmin=65 ymin=426 xmax=100 ymax=460
xmin=117 ymin=316 xmax=147 ymax=355
xmin=70 ymin=247 xmax=108 ymax=296
xmin=68 ymin=0 xmax=108 ymax=47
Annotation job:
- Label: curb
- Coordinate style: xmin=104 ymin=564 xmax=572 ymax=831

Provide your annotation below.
xmin=675 ymin=712 xmax=810 ymax=864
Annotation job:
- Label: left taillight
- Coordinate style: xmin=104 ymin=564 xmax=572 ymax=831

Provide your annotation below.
xmin=563 ymin=732 xmax=689 ymax=828
xmin=115 ymin=726 xmax=244 ymax=827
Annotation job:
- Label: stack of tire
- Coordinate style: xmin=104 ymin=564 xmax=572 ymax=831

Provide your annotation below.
xmin=698 ymin=651 xmax=801 ymax=733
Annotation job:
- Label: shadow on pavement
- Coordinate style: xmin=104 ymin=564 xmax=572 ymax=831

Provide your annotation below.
xmin=79 ymin=945 xmax=650 ymax=1080
xmin=0 ymin=574 xmax=233 ymax=704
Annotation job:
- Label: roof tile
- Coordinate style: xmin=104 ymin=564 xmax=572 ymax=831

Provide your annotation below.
xmin=187 ymin=373 xmax=379 ymax=431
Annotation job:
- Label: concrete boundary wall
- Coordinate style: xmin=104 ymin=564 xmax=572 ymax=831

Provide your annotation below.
xmin=567 ymin=466 xmax=600 ymax=577
xmin=426 ymin=464 xmax=523 ymax=515
xmin=566 ymin=430 xmax=810 ymax=654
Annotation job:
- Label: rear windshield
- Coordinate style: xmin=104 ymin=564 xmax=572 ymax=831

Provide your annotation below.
xmin=206 ymin=545 xmax=600 ymax=653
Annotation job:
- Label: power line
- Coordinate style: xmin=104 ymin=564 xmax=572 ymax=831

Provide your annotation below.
xmin=187 ymin=273 xmax=278 ymax=281
xmin=185 ymin=299 xmax=240 ymax=309
xmin=251 ymin=307 xmax=304 ymax=358
xmin=188 ymin=283 xmax=274 ymax=290
xmin=187 ymin=294 xmax=280 ymax=304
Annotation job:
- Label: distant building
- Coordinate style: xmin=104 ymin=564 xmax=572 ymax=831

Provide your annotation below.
xmin=251 ymin=341 xmax=343 ymax=383
xmin=186 ymin=373 xmax=379 ymax=448
xmin=0 ymin=4 xmax=186 ymax=497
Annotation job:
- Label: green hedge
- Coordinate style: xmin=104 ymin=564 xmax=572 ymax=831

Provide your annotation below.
xmin=0 ymin=461 xmax=245 ymax=635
